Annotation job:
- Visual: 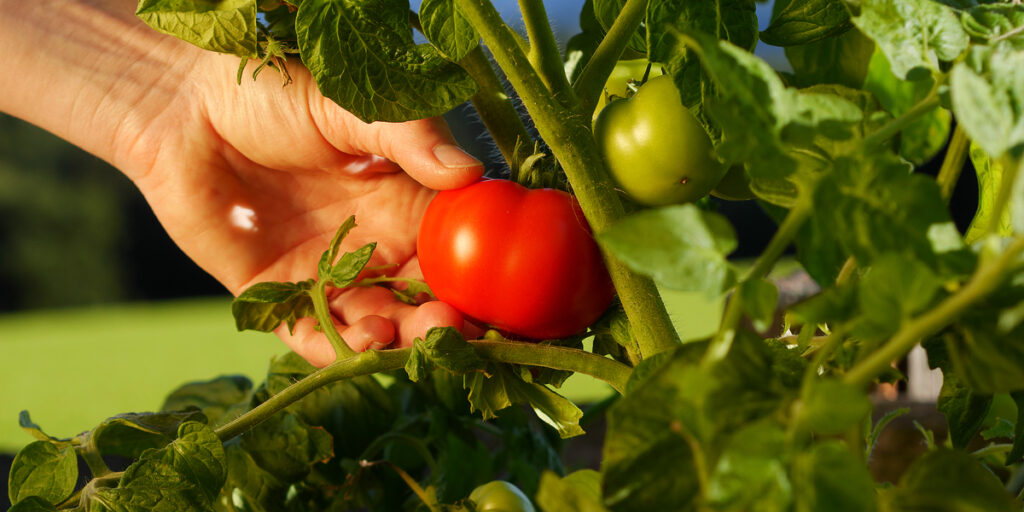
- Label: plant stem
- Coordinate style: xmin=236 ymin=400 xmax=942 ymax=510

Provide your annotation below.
xmin=472 ymin=340 xmax=632 ymax=393
xmin=573 ymin=0 xmax=648 ymax=118
xmin=860 ymin=85 xmax=941 ymax=151
xmin=78 ymin=435 xmax=112 ymax=478
xmin=704 ymin=199 xmax=813 ymax=364
xmin=312 ymin=280 xmax=356 ymax=359
xmin=844 ymin=236 xmax=1024 ymax=388
xmin=215 ymin=341 xmax=634 ymax=441
xmin=518 ymin=0 xmax=577 ymax=106
xmin=835 ymin=256 xmax=858 ymax=285
xmin=986 ymin=155 xmax=1023 ymax=239
xmin=456 ymin=0 xmax=681 ymax=360
xmin=937 ymin=124 xmax=970 ymax=203
xmin=460 ymin=46 xmax=535 ymax=172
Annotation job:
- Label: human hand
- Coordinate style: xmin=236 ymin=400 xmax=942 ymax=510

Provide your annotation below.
xmin=0 ymin=0 xmax=485 ymax=367
xmin=134 ymin=53 xmax=487 ymax=366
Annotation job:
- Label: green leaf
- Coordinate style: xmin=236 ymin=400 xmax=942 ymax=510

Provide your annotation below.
xmin=405 ymin=327 xmax=487 ymax=382
xmin=797 ymin=379 xmax=872 ymax=435
xmin=418 ymin=0 xmax=479 ymax=62
xmin=938 ymin=280 xmax=1024 ymax=393
xmin=320 ymin=215 xmax=357 ymax=272
xmin=8 ymin=441 xmax=77 ymax=506
xmin=647 ymin=0 xmax=758 ymax=117
xmin=603 ymin=335 xmax=788 ymax=511
xmin=231 ymin=280 xmax=315 ymax=333
xmin=852 ymin=0 xmax=969 ymax=79
xmin=950 ymin=46 xmax=1024 ymax=159
xmin=884 ymin=448 xmax=1019 ymax=511
xmin=7 ymin=496 xmax=58 ymax=512
xmin=961 ymin=4 xmax=1024 ymax=49
xmin=676 ymin=31 xmax=862 ymax=197
xmin=863 ymin=49 xmax=951 ymax=165
xmin=707 ymin=421 xmax=792 ymax=511
xmin=535 ymin=470 xmax=607 ymax=512
xmin=295 ymin=0 xmax=477 ymax=122
xmin=259 ymin=352 xmax=395 ymax=459
xmin=17 ymin=411 xmax=68 ymax=445
xmin=856 ymin=254 xmax=943 ymax=339
xmin=465 ymin=364 xmax=584 ymax=439
xmin=593 ymin=0 xmax=646 ymax=54
xmin=597 ymin=204 xmax=737 ymax=296
xmin=1008 ymin=391 xmax=1024 ymax=464
xmin=814 ymin=153 xmax=967 ymax=275
xmin=866 ymin=407 xmax=910 ymax=459
xmin=240 ymin=411 xmax=334 ymax=483
xmin=785 ymin=27 xmax=875 ymax=89
xmin=965 ymin=143 xmax=1015 ymax=243
xmin=938 ymin=372 xmax=994 ymax=449
xmin=435 ymin=433 xmax=494 ymax=503
xmin=219 ymin=442 xmax=287 ymax=512
xmin=740 ymin=278 xmax=779 ymax=332
xmin=92 ymin=409 xmax=208 ymax=459
xmin=161 ymin=375 xmax=253 ymax=427
xmin=87 ymin=421 xmax=227 ymax=511
xmin=761 ymin=0 xmax=852 ymax=47
xmin=136 ymin=0 xmax=258 ymax=58
xmin=794 ymin=441 xmax=877 ymax=512
xmin=327 ymin=243 xmax=376 ymax=287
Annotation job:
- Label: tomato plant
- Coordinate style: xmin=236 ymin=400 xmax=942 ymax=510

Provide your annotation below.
xmin=10 ymin=1 xmax=1024 ymax=512
xmin=594 ymin=75 xmax=725 ymax=206
xmin=417 ymin=179 xmax=614 ymax=340
xmin=469 ymin=480 xmax=536 ymax=512
xmin=591 ymin=58 xmax=663 ymax=120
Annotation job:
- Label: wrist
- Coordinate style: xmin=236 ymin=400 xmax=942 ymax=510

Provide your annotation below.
xmin=0 ymin=0 xmax=203 ymax=177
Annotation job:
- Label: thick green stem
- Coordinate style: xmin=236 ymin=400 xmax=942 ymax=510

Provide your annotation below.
xmin=460 ymin=46 xmax=535 ymax=172
xmin=518 ymin=0 xmax=576 ymax=106
xmin=844 ymin=236 xmax=1024 ymax=388
xmin=472 ymin=340 xmax=631 ymax=393
xmin=215 ymin=341 xmax=633 ymax=441
xmin=937 ymin=124 xmax=970 ymax=203
xmin=573 ymin=0 xmax=648 ymax=118
xmin=861 ymin=86 xmax=941 ymax=151
xmin=312 ymin=280 xmax=356 ymax=359
xmin=455 ymin=0 xmax=681 ymax=360
xmin=704 ymin=199 xmax=814 ymax=364
xmin=986 ymin=156 xmax=1023 ymax=239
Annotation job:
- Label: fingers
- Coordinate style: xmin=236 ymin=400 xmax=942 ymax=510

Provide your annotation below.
xmin=278 ymin=286 xmax=470 ymax=368
xmin=311 ymin=97 xmax=483 ymax=190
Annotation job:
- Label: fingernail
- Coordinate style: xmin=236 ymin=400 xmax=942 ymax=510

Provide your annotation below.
xmin=433 ymin=144 xmax=481 ymax=169
xmin=368 ymin=341 xmax=390 ymax=351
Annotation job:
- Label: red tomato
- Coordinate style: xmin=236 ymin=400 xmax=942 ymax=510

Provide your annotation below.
xmin=417 ymin=180 xmax=614 ymax=339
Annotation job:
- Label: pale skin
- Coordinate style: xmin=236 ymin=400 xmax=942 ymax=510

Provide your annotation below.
xmin=1 ymin=0 xmax=485 ymax=367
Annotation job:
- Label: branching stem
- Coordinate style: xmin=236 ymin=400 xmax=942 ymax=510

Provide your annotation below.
xmin=215 ymin=341 xmax=633 ymax=442
xmin=573 ymin=0 xmax=649 ymax=118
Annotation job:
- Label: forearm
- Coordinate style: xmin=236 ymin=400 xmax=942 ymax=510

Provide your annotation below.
xmin=0 ymin=0 xmax=199 ymax=176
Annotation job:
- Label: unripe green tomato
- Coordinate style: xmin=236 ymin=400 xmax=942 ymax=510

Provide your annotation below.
xmin=593 ymin=59 xmax=663 ymax=122
xmin=469 ymin=481 xmax=536 ymax=512
xmin=594 ymin=75 xmax=725 ymax=206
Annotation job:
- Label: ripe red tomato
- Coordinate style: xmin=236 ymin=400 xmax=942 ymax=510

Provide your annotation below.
xmin=417 ymin=180 xmax=614 ymax=340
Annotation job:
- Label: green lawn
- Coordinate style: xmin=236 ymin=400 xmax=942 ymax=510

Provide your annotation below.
xmin=0 ymin=289 xmax=720 ymax=453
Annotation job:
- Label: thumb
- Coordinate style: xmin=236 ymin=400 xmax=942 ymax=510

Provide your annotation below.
xmin=312 ymin=98 xmax=484 ymax=190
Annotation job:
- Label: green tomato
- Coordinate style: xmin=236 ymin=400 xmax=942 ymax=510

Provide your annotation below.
xmin=594 ymin=75 xmax=725 ymax=206
xmin=593 ymin=59 xmax=663 ymax=121
xmin=469 ymin=481 xmax=536 ymax=512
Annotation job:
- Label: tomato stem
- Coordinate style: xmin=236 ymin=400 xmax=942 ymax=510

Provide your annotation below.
xmin=843 ymin=235 xmax=1024 ymax=389
xmin=214 ymin=341 xmax=633 ymax=442
xmin=704 ymin=198 xmax=813 ymax=364
xmin=937 ymin=124 xmax=970 ymax=203
xmin=519 ymin=0 xmax=578 ymax=107
xmin=455 ymin=0 xmax=682 ymax=360
xmin=860 ymin=84 xmax=942 ymax=151
xmin=312 ymin=280 xmax=357 ymax=359
xmin=460 ymin=46 xmax=536 ymax=173
xmin=573 ymin=0 xmax=649 ymax=119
